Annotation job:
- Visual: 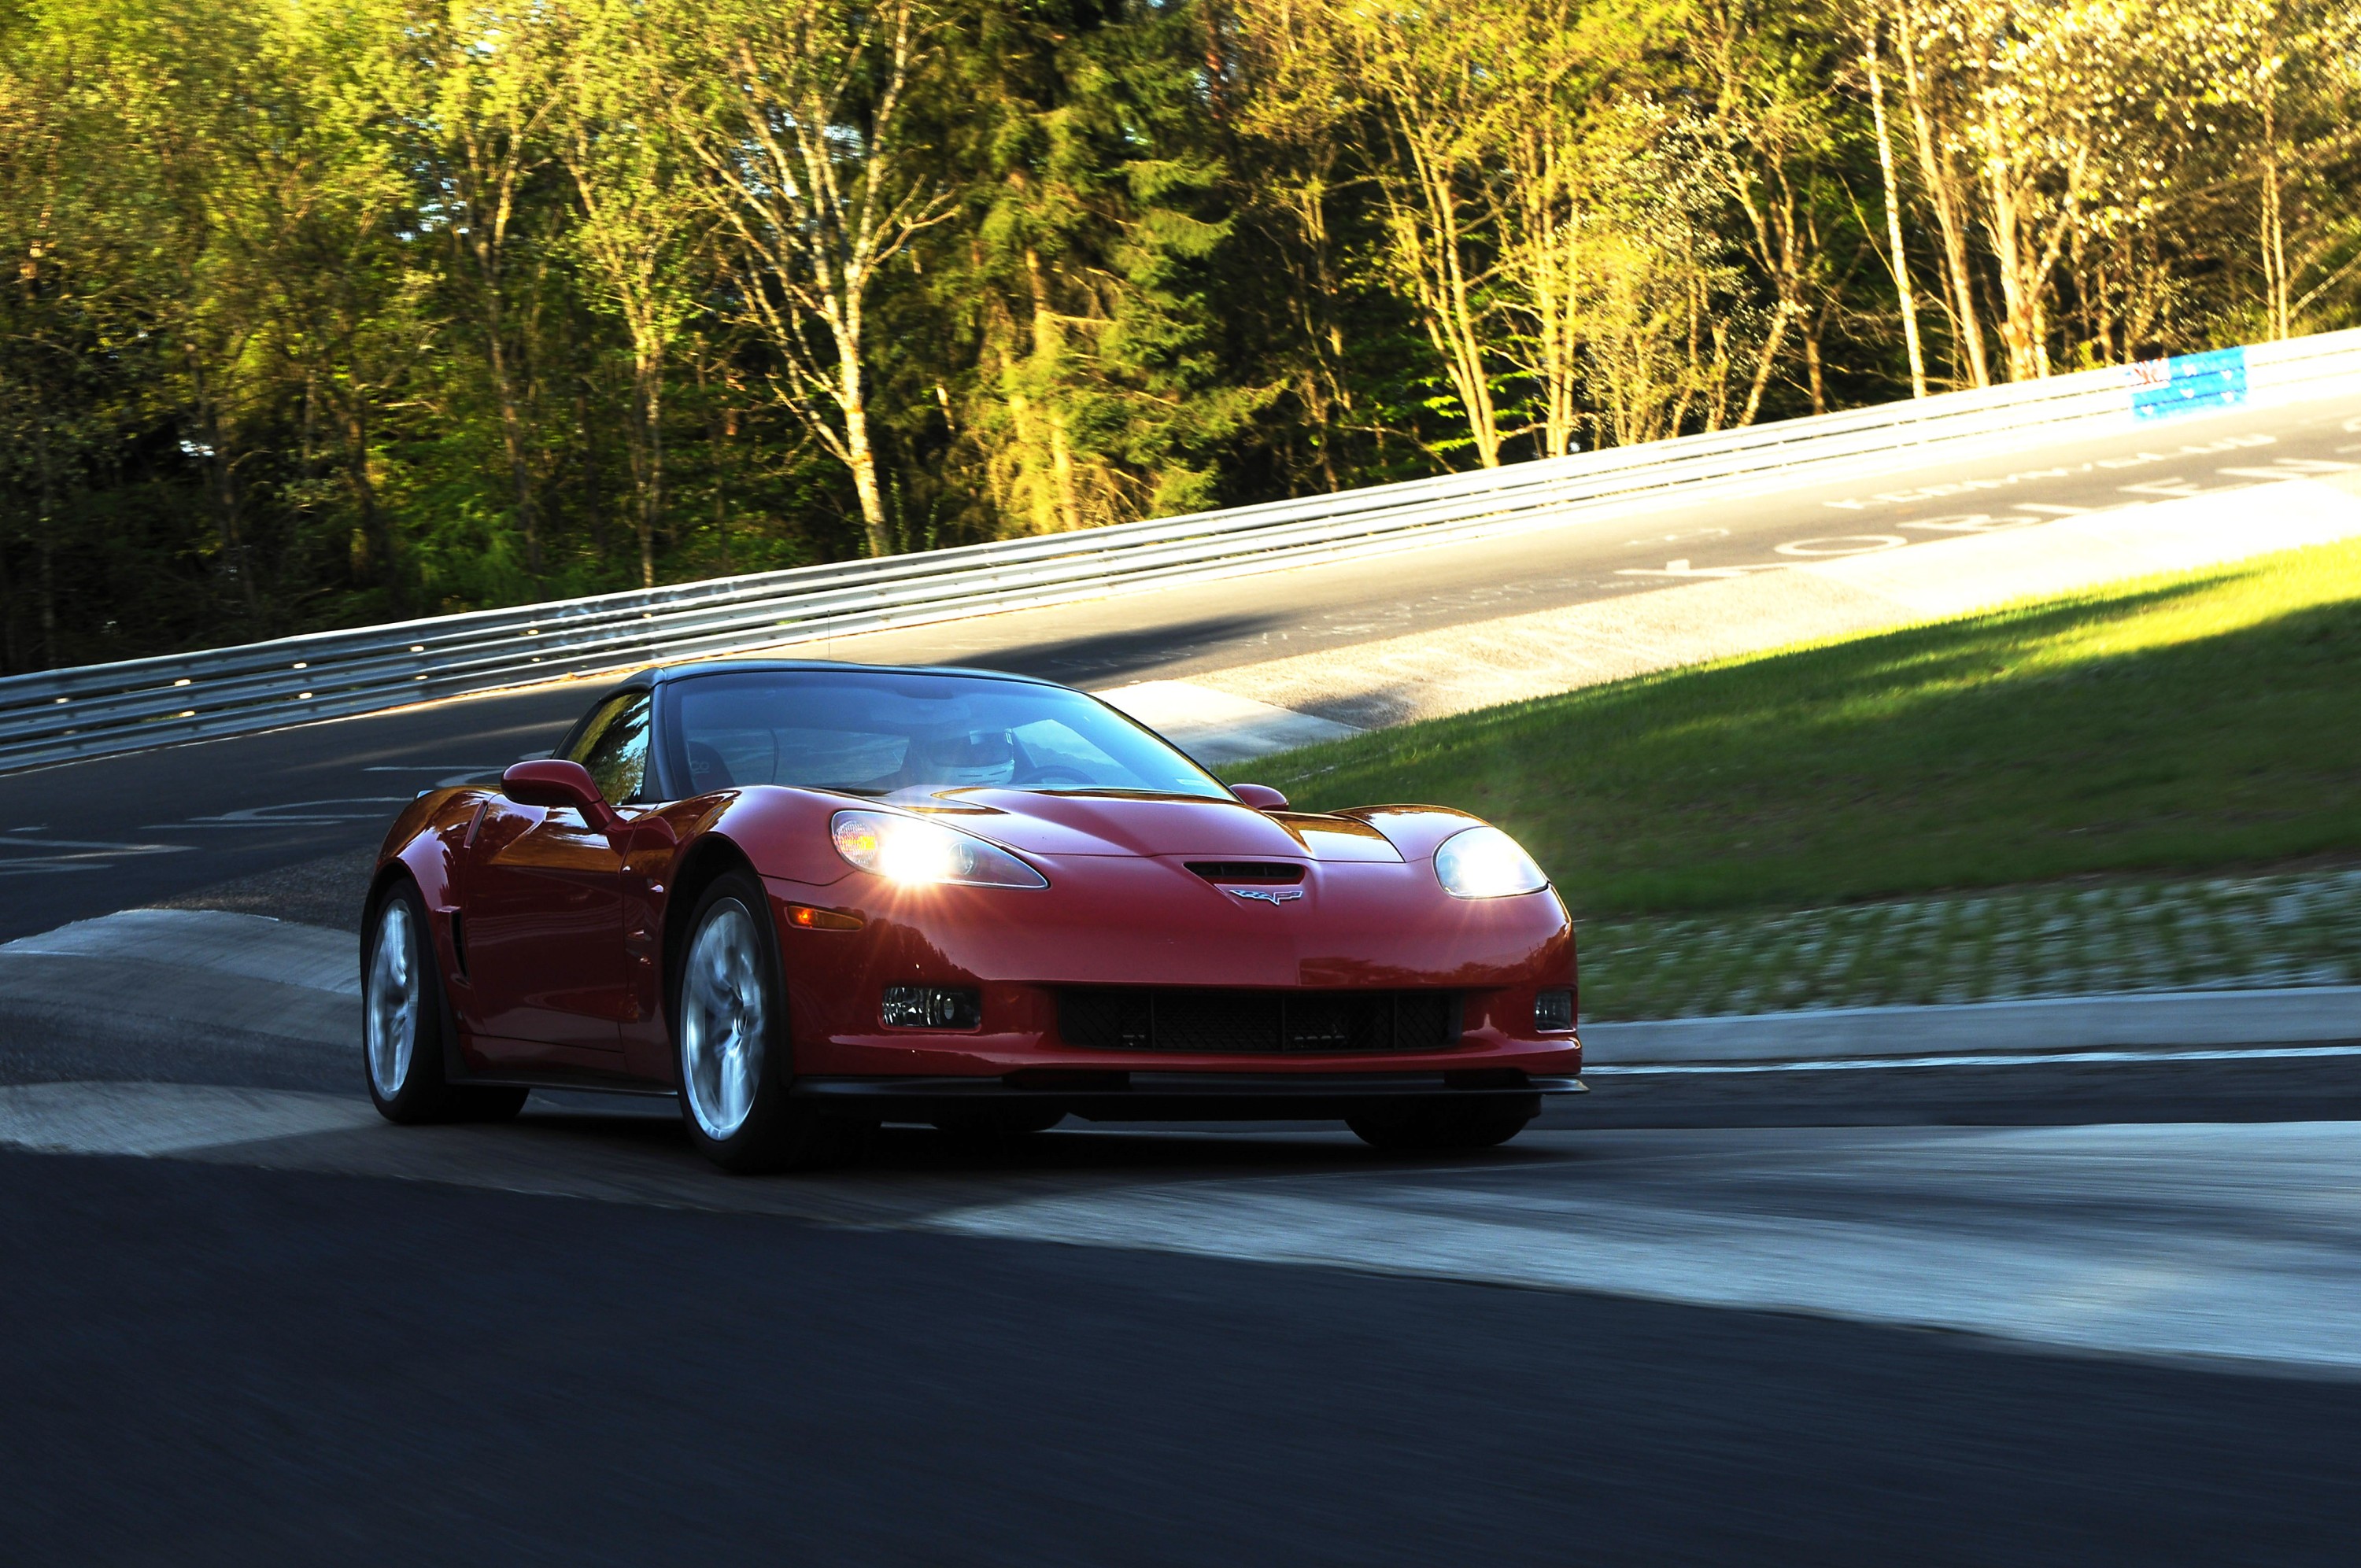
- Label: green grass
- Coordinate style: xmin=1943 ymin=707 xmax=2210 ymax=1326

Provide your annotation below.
xmin=1230 ymin=537 xmax=2361 ymax=920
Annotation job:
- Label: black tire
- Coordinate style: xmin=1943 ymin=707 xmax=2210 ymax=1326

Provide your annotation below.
xmin=363 ymin=880 xmax=527 ymax=1124
xmin=1346 ymin=1094 xmax=1539 ymax=1155
xmin=671 ymin=868 xmax=870 ymax=1175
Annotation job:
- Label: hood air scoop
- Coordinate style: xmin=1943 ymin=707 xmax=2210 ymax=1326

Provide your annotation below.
xmin=1187 ymin=861 xmax=1306 ymax=884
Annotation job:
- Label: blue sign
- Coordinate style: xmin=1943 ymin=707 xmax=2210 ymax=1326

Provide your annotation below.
xmin=2129 ymin=346 xmax=2248 ymax=421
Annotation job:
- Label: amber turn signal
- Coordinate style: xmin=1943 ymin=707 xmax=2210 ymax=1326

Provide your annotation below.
xmin=782 ymin=903 xmax=863 ymax=932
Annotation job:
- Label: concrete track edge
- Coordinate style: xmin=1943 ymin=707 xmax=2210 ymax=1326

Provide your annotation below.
xmin=1585 ymin=986 xmax=2361 ymax=1065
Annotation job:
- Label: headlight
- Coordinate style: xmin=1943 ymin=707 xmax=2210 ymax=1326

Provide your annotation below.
xmin=1433 ymin=825 xmax=1549 ymax=898
xmin=830 ymin=810 xmax=1048 ymax=889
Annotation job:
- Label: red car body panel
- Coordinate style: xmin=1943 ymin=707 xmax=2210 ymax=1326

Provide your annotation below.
xmin=371 ymin=665 xmax=1581 ymax=1109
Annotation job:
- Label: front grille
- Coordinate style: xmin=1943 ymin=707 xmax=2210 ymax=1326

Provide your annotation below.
xmin=1057 ymin=988 xmax=1461 ymax=1054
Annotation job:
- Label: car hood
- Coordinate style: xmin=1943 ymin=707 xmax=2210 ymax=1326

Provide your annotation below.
xmin=907 ymin=788 xmax=1404 ymax=862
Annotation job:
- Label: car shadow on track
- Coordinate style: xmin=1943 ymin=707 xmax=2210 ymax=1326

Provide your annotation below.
xmin=105 ymin=1084 xmax=1582 ymax=1228
xmin=512 ymin=1098 xmax=1574 ymax=1181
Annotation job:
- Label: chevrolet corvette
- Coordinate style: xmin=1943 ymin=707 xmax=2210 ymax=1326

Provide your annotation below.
xmin=361 ymin=661 xmax=1582 ymax=1171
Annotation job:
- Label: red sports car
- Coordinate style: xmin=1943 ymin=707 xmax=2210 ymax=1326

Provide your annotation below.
xmin=361 ymin=660 xmax=1583 ymax=1171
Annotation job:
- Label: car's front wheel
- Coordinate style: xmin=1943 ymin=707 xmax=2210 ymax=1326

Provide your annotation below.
xmin=1346 ymin=1095 xmax=1539 ymax=1155
xmin=674 ymin=869 xmax=868 ymax=1174
xmin=364 ymin=880 xmax=527 ymax=1124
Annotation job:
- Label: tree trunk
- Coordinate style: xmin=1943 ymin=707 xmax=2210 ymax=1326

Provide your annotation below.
xmin=1737 ymin=304 xmax=1794 ymax=427
xmin=576 ymin=381 xmax=609 ymax=565
xmin=1982 ymin=148 xmax=2081 ymax=382
xmin=205 ymin=430 xmax=259 ymax=620
xmin=641 ymin=355 xmax=664 ymax=585
xmin=1024 ymin=248 xmax=1083 ymax=531
xmin=187 ymin=356 xmax=260 ymax=621
xmin=1984 ymin=164 xmax=2038 ymax=381
xmin=34 ymin=421 xmax=57 ymax=670
xmin=1805 ymin=317 xmax=1826 ymax=415
xmin=838 ymin=343 xmax=892 ymax=557
xmin=1863 ymin=24 xmax=1927 ymax=397
xmin=697 ymin=347 xmax=736 ymax=575
xmin=478 ymin=280 xmax=541 ymax=577
xmin=342 ymin=401 xmax=402 ymax=612
xmin=2260 ymin=94 xmax=2288 ymax=340
xmin=1894 ymin=2 xmax=1989 ymax=388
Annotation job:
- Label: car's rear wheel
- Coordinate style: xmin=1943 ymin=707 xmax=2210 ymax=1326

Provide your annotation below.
xmin=364 ymin=880 xmax=528 ymax=1124
xmin=674 ymin=869 xmax=869 ymax=1174
xmin=1346 ymin=1095 xmax=1538 ymax=1155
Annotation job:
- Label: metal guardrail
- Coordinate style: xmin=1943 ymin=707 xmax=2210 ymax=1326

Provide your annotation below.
xmin=7 ymin=328 xmax=2361 ymax=773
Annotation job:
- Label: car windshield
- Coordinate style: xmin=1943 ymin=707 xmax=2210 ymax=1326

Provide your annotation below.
xmin=659 ymin=669 xmax=1232 ymax=802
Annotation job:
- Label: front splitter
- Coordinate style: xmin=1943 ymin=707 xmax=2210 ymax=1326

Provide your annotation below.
xmin=793 ymin=1070 xmax=1583 ymax=1123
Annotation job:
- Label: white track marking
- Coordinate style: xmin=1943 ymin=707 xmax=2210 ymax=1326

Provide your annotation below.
xmin=0 ymin=837 xmax=193 ymax=877
xmin=0 ymin=1083 xmax=378 ymax=1156
xmin=1 ymin=908 xmax=360 ymax=994
xmin=141 ymin=797 xmax=410 ymax=831
xmin=930 ymin=1121 xmax=2361 ymax=1374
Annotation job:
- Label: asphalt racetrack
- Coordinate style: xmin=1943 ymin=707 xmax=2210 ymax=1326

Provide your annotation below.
xmin=6 ymin=399 xmax=2361 ymax=1562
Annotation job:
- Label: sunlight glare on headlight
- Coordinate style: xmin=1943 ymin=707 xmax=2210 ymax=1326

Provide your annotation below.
xmin=1433 ymin=825 xmax=1549 ymax=899
xmin=829 ymin=810 xmax=1047 ymax=889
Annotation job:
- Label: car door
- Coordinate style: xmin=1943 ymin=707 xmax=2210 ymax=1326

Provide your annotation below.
xmin=462 ymin=692 xmax=651 ymax=1068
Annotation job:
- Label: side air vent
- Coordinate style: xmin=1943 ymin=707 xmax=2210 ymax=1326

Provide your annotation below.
xmin=1186 ymin=861 xmax=1306 ymax=884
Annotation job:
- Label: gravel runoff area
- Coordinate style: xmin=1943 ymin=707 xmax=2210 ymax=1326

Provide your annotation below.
xmin=1580 ymin=865 xmax=2361 ymax=1020
xmin=156 ymin=849 xmax=379 ymax=934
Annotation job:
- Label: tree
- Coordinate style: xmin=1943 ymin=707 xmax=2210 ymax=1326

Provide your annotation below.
xmin=1884 ymin=0 xmax=1991 ymax=386
xmin=0 ymin=2 xmax=143 ymax=666
xmin=11 ymin=0 xmax=2361 ymax=662
xmin=560 ymin=0 xmax=702 ymax=586
xmin=1853 ymin=3 xmax=1928 ymax=397
xmin=1696 ymin=0 xmax=1844 ymax=422
xmin=931 ymin=0 xmax=1258 ymax=538
xmin=372 ymin=0 xmax=568 ymax=575
xmin=670 ymin=0 xmax=949 ymax=557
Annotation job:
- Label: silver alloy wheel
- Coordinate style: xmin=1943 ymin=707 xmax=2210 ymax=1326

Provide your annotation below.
xmin=680 ymin=898 xmax=768 ymax=1141
xmin=366 ymin=900 xmax=419 ymax=1098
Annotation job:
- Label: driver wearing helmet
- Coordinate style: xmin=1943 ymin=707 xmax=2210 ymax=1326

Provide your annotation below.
xmin=910 ymin=725 xmax=1019 ymax=788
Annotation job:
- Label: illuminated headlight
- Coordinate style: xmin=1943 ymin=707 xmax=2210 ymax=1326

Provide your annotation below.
xmin=1433 ymin=825 xmax=1549 ymax=898
xmin=830 ymin=810 xmax=1047 ymax=889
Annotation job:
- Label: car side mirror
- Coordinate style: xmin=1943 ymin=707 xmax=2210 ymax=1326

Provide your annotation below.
xmin=501 ymin=760 xmax=625 ymax=835
xmin=1231 ymin=784 xmax=1288 ymax=810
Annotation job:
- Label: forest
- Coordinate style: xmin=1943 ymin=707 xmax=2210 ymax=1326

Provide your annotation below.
xmin=2 ymin=0 xmax=2355 ymax=670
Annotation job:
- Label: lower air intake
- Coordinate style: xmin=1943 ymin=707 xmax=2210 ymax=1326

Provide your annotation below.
xmin=1057 ymin=988 xmax=1461 ymax=1054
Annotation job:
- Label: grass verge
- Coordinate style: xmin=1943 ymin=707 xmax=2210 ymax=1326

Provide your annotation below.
xmin=1232 ymin=537 xmax=2361 ymax=919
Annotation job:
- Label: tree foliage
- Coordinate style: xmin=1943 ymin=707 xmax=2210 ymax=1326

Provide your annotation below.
xmin=2 ymin=0 xmax=2355 ymax=666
